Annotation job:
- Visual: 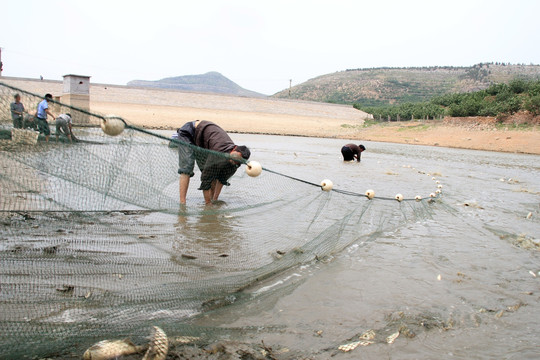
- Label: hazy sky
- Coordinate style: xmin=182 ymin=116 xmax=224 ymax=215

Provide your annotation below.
xmin=1 ymin=0 xmax=539 ymax=95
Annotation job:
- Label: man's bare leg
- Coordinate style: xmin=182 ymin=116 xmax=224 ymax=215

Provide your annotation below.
xmin=179 ymin=174 xmax=190 ymax=204
xmin=203 ymin=189 xmax=212 ymax=205
xmin=212 ymin=181 xmax=224 ymax=202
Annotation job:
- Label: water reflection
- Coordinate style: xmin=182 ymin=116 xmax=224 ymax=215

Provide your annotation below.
xmin=174 ymin=205 xmax=243 ymax=258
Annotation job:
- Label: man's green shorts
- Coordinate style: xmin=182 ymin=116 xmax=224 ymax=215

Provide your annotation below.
xmin=36 ymin=117 xmax=50 ymax=136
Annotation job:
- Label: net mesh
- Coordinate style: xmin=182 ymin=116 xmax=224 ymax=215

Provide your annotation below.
xmin=0 ymin=82 xmax=439 ymax=359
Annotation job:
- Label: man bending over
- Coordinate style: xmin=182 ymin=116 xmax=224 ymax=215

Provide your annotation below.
xmin=177 ymin=120 xmax=250 ymax=205
xmin=341 ymin=143 xmax=366 ymax=162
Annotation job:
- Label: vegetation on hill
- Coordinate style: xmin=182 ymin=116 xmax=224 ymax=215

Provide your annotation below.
xmin=354 ymin=79 xmax=540 ymax=121
xmin=128 ymin=71 xmax=265 ymax=98
xmin=273 ymin=63 xmax=540 ymax=106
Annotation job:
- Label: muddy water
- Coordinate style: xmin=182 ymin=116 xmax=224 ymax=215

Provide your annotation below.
xmin=194 ymin=134 xmax=540 ymax=359
xmin=2 ymin=132 xmax=539 ymax=359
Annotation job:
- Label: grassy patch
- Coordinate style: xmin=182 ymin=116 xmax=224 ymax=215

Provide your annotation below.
xmin=363 ymin=119 xmax=381 ymax=127
xmin=396 ymin=124 xmax=431 ymax=132
xmin=494 ymin=122 xmax=535 ymax=131
xmin=340 ymin=123 xmax=362 ymax=130
xmin=341 ymin=120 xmax=381 ymax=130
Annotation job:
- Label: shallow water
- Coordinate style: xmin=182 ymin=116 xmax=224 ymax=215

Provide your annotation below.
xmin=193 ymin=134 xmax=540 ymax=359
xmin=1 ymin=132 xmax=539 ymax=359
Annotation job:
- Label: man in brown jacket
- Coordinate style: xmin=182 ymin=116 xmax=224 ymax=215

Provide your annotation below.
xmin=176 ymin=120 xmax=250 ymax=205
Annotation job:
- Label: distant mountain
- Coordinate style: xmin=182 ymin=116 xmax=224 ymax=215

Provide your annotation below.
xmin=128 ymin=71 xmax=265 ymax=97
xmin=273 ymin=63 xmax=540 ymax=106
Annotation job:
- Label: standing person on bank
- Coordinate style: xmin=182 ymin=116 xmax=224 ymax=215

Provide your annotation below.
xmin=35 ymin=93 xmax=56 ymax=142
xmin=10 ymin=94 xmax=25 ymax=129
xmin=341 ymin=143 xmax=366 ymax=162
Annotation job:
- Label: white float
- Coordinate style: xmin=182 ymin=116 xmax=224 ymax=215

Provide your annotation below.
xmin=395 ymin=193 xmax=404 ymax=202
xmin=321 ymin=179 xmax=333 ymax=191
xmin=437 ymin=184 xmax=443 ymax=189
xmin=430 ymin=193 xmax=436 ymax=198
xmin=415 ymin=195 xmax=422 ymax=201
xmin=365 ymin=189 xmax=375 ymax=199
xmin=245 ymin=161 xmax=263 ymax=177
xmin=101 ymin=115 xmax=125 ymax=136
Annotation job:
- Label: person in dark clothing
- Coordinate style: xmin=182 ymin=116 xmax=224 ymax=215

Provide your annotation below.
xmin=341 ymin=143 xmax=365 ymax=162
xmin=177 ymin=120 xmax=250 ymax=204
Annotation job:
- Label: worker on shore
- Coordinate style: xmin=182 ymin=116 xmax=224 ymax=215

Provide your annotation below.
xmin=177 ymin=120 xmax=250 ymax=205
xmin=35 ymin=94 xmax=56 ymax=142
xmin=341 ymin=143 xmax=365 ymax=162
xmin=10 ymin=94 xmax=25 ymax=128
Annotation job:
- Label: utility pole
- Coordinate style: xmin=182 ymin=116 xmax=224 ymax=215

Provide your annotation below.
xmin=289 ymin=79 xmax=292 ymax=97
xmin=0 ymin=47 xmax=3 ymax=77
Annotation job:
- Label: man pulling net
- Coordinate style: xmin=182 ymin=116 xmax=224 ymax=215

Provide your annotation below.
xmin=177 ymin=120 xmax=251 ymax=205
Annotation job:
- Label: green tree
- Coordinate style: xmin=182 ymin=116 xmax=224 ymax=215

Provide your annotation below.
xmin=524 ymin=94 xmax=540 ymax=115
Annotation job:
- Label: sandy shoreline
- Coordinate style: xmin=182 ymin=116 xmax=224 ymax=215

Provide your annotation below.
xmin=341 ymin=120 xmax=540 ymax=155
xmin=2 ymin=77 xmax=539 ymax=155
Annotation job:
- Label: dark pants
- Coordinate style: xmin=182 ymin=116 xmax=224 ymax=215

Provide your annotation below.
xmin=12 ymin=116 xmax=23 ymax=129
xmin=341 ymin=146 xmax=354 ymax=161
xmin=198 ymin=153 xmax=238 ymax=190
xmin=36 ymin=117 xmax=50 ymax=136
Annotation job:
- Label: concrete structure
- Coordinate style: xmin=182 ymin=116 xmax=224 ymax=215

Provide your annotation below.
xmin=62 ymin=74 xmax=90 ymax=123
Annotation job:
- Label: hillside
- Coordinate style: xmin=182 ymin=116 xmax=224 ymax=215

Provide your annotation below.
xmin=273 ymin=63 xmax=540 ymax=106
xmin=128 ymin=71 xmax=265 ymax=98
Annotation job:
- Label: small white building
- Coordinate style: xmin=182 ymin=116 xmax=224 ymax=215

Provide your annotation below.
xmin=63 ymin=74 xmax=90 ymax=95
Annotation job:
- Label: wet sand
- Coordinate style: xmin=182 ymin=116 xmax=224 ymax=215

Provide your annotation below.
xmin=2 ymin=76 xmax=539 ymax=154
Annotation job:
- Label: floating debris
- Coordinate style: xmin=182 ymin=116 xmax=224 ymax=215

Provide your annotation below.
xmin=462 ymin=201 xmax=484 ymax=209
xmin=83 ymin=339 xmax=144 ymax=360
xmin=507 ymin=303 xmax=524 ymax=312
xmin=526 ymin=212 xmax=533 ymax=219
xmin=359 ymin=329 xmax=375 ymax=340
xmin=437 ymin=274 xmax=442 ymax=281
xmin=399 ymin=325 xmax=416 ymax=338
xmin=386 ymin=331 xmax=400 ymax=344
xmin=181 ymin=254 xmax=197 ymax=260
xmin=56 ymin=285 xmax=75 ymax=293
xmin=338 ymin=340 xmax=373 ymax=352
xmin=43 ymin=245 xmax=59 ymax=254
xmin=142 ymin=326 xmax=168 ymax=360
xmin=314 ymin=330 xmax=323 ymax=337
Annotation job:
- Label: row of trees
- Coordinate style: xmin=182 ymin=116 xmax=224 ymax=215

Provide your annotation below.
xmin=355 ymin=79 xmax=540 ymax=121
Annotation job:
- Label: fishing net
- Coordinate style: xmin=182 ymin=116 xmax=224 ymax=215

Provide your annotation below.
xmin=0 ymin=82 xmax=441 ymax=359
